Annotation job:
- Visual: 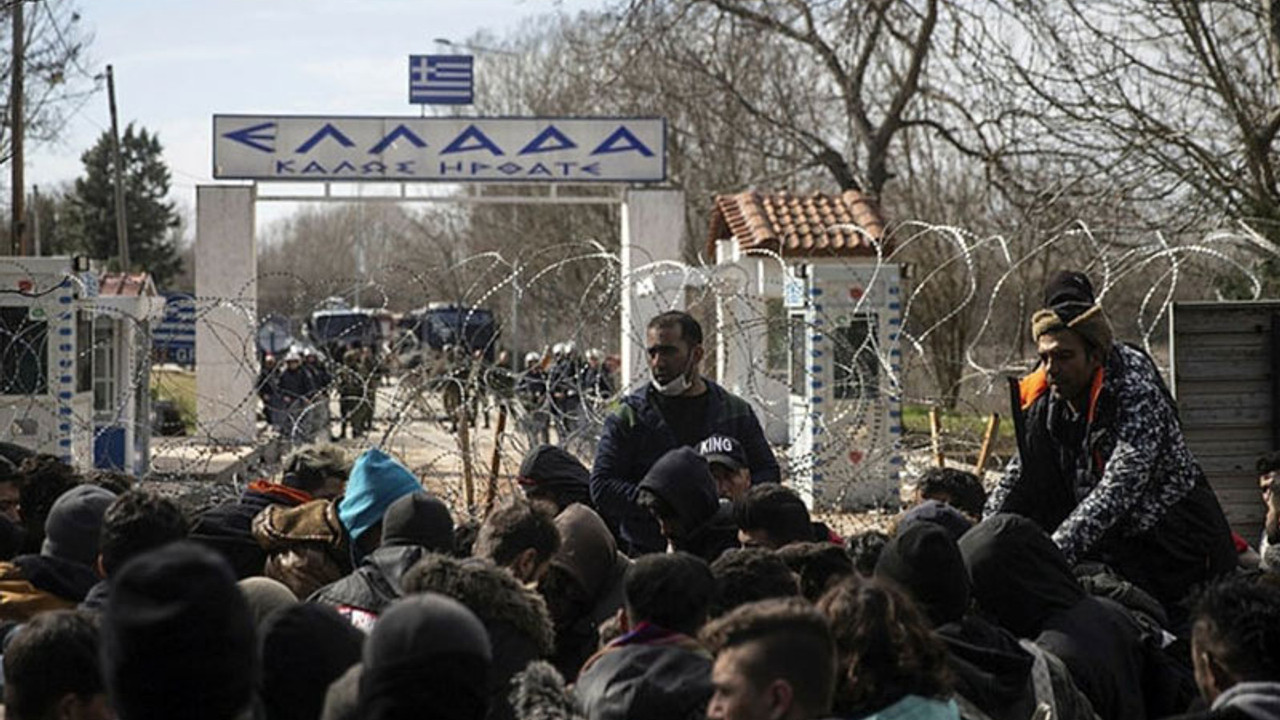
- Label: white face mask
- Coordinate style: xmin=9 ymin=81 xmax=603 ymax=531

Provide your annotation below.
xmin=651 ymin=353 xmax=696 ymax=396
xmin=651 ymin=372 xmax=692 ymax=396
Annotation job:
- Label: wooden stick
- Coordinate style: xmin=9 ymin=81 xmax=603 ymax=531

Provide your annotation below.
xmin=930 ymin=406 xmax=945 ymax=468
xmin=975 ymin=413 xmax=1001 ymax=477
xmin=458 ymin=404 xmax=474 ymax=513
xmin=484 ymin=404 xmax=509 ymax=516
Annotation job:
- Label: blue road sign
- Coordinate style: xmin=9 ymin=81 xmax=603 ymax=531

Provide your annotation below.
xmin=153 ymin=293 xmax=195 ymax=365
xmin=409 ymin=54 xmax=473 ymax=105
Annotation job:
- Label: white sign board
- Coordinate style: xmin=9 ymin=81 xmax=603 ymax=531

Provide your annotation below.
xmin=213 ymin=115 xmax=666 ymax=183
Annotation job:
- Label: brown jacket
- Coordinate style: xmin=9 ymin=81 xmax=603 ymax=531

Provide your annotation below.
xmin=252 ymin=499 xmax=352 ymax=599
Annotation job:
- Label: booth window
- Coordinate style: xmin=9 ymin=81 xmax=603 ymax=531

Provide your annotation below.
xmin=788 ymin=312 xmax=807 ymax=396
xmin=0 ymin=306 xmax=49 ymax=395
xmin=76 ymin=311 xmax=92 ymax=393
xmin=93 ymin=323 xmax=116 ymax=417
xmin=833 ymin=315 xmax=879 ymax=400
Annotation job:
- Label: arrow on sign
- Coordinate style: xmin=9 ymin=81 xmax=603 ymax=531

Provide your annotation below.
xmin=222 ymin=121 xmax=277 ymax=153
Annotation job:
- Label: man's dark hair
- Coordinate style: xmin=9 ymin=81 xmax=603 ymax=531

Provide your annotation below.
xmin=16 ymin=454 xmax=81 ymax=554
xmin=3 ymin=610 xmax=104 ymax=720
xmin=776 ymin=542 xmax=856 ymax=602
xmin=1258 ymin=452 xmax=1280 ymax=476
xmin=624 ymin=551 xmax=714 ymax=637
xmin=474 ymin=497 xmax=560 ymax=567
xmin=82 ymin=470 xmax=136 ymax=496
xmin=847 ymin=530 xmax=889 ymax=576
xmin=733 ymin=484 xmax=812 ymax=548
xmin=100 ymin=491 xmax=190 ymax=577
xmin=647 ymin=310 xmax=703 ymax=346
xmin=709 ymin=548 xmax=799 ymax=617
xmin=701 ymin=597 xmax=837 ymax=719
xmin=1192 ymin=576 xmax=1280 ymax=684
xmin=916 ymin=468 xmax=986 ymax=518
xmin=280 ymin=444 xmax=350 ymax=494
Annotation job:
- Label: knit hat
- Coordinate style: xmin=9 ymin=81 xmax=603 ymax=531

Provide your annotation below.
xmin=238 ymin=576 xmax=299 ymax=630
xmin=262 ymin=603 xmax=365 ymax=720
xmin=1031 ymin=270 xmax=1113 ymax=351
xmin=380 ymin=491 xmax=454 ymax=552
xmin=102 ymin=542 xmax=255 ymax=720
xmin=338 ymin=448 xmax=422 ymax=544
xmin=875 ymin=522 xmax=971 ymax=626
xmin=898 ymin=499 xmax=973 ymax=543
xmin=359 ymin=593 xmax=492 ymax=720
xmin=41 ymin=484 xmax=117 ymax=566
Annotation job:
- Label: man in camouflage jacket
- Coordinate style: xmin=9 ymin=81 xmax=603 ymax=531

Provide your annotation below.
xmin=986 ymin=271 xmax=1235 ymax=623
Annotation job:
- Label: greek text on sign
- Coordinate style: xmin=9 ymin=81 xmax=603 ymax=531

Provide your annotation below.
xmin=213 ymin=115 xmax=666 ymax=183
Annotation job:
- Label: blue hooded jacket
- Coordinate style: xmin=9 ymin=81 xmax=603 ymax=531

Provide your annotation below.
xmin=338 ymin=449 xmax=422 ymax=550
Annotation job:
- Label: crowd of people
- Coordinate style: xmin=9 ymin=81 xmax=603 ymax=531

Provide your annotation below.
xmin=0 ymin=274 xmax=1277 ymax=720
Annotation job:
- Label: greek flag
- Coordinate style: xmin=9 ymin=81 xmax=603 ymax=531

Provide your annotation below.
xmin=409 ymin=54 xmax=473 ymax=105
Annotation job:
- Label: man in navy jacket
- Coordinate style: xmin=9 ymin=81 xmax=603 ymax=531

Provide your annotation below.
xmin=591 ymin=311 xmax=779 ymax=555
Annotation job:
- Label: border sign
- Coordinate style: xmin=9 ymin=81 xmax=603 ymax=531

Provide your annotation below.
xmin=213 ymin=115 xmax=666 ymax=183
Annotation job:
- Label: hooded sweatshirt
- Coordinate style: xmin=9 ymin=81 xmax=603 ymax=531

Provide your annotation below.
xmin=1210 ymin=682 xmax=1280 ymax=720
xmin=876 ymin=523 xmax=1037 ymax=720
xmin=959 ymin=514 xmax=1148 ymax=720
xmin=545 ymin=504 xmax=631 ymax=680
xmin=638 ymin=448 xmax=737 ymax=563
xmin=520 ymin=445 xmax=592 ymax=511
xmin=338 ymin=448 xmax=422 ymax=555
xmin=310 ymin=491 xmax=456 ymax=626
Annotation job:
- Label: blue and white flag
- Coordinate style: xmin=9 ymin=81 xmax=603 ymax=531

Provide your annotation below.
xmin=409 ymin=54 xmax=473 ymax=105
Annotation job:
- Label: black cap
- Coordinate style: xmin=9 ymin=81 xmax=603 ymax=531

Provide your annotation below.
xmin=698 ymin=435 xmax=747 ymax=471
xmin=380 ymin=491 xmax=455 ymax=553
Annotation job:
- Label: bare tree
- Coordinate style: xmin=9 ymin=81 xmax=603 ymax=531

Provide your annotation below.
xmin=0 ymin=0 xmax=97 ymax=166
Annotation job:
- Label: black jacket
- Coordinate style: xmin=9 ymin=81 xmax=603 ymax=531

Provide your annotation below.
xmin=591 ymin=380 xmax=779 ymax=555
xmin=960 ymin=514 xmax=1194 ymax=720
xmin=190 ymin=482 xmax=312 ymax=579
xmin=990 ymin=344 xmax=1234 ymax=613
xmin=308 ymin=545 xmax=429 ymax=617
xmin=936 ymin=615 xmax=1037 ymax=720
xmin=574 ymin=638 xmax=712 ymax=720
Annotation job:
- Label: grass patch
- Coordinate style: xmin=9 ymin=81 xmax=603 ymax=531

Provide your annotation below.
xmin=901 ymin=404 xmax=1014 ymax=439
xmin=151 ymin=367 xmax=197 ymax=434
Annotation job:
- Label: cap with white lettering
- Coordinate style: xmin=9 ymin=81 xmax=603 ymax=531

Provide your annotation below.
xmin=698 ymin=434 xmax=746 ymax=471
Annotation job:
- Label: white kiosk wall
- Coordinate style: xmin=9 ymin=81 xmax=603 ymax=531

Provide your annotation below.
xmin=195 ymin=186 xmax=258 ymax=443
xmin=789 ymin=262 xmax=904 ymax=510
xmin=620 ymin=188 xmax=687 ymax=390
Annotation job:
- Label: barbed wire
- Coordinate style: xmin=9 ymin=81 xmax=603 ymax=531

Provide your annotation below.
xmin=0 ymin=219 xmax=1271 ymax=528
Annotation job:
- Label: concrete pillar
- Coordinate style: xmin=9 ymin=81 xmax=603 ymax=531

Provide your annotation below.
xmin=620 ymin=189 xmax=686 ymax=389
xmin=196 ymin=186 xmax=257 ymax=443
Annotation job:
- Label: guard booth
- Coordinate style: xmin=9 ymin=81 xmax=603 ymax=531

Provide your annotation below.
xmin=91 ymin=273 xmax=165 ymax=474
xmin=0 ymin=257 xmax=96 ymax=467
xmin=0 ymin=257 xmax=163 ymax=474
xmin=708 ymin=191 xmax=903 ymax=510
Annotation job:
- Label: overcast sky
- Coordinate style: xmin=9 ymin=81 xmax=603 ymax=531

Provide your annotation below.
xmin=27 ymin=0 xmax=605 ymax=229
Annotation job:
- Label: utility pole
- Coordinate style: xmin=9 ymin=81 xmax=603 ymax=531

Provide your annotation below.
xmin=107 ymin=65 xmax=129 ymax=270
xmin=30 ymin=183 xmax=39 ymax=256
xmin=9 ymin=0 xmax=24 ymax=256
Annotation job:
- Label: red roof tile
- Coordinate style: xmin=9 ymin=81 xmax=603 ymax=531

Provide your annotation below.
xmin=98 ymin=272 xmax=156 ymax=297
xmin=707 ymin=190 xmax=888 ymax=259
